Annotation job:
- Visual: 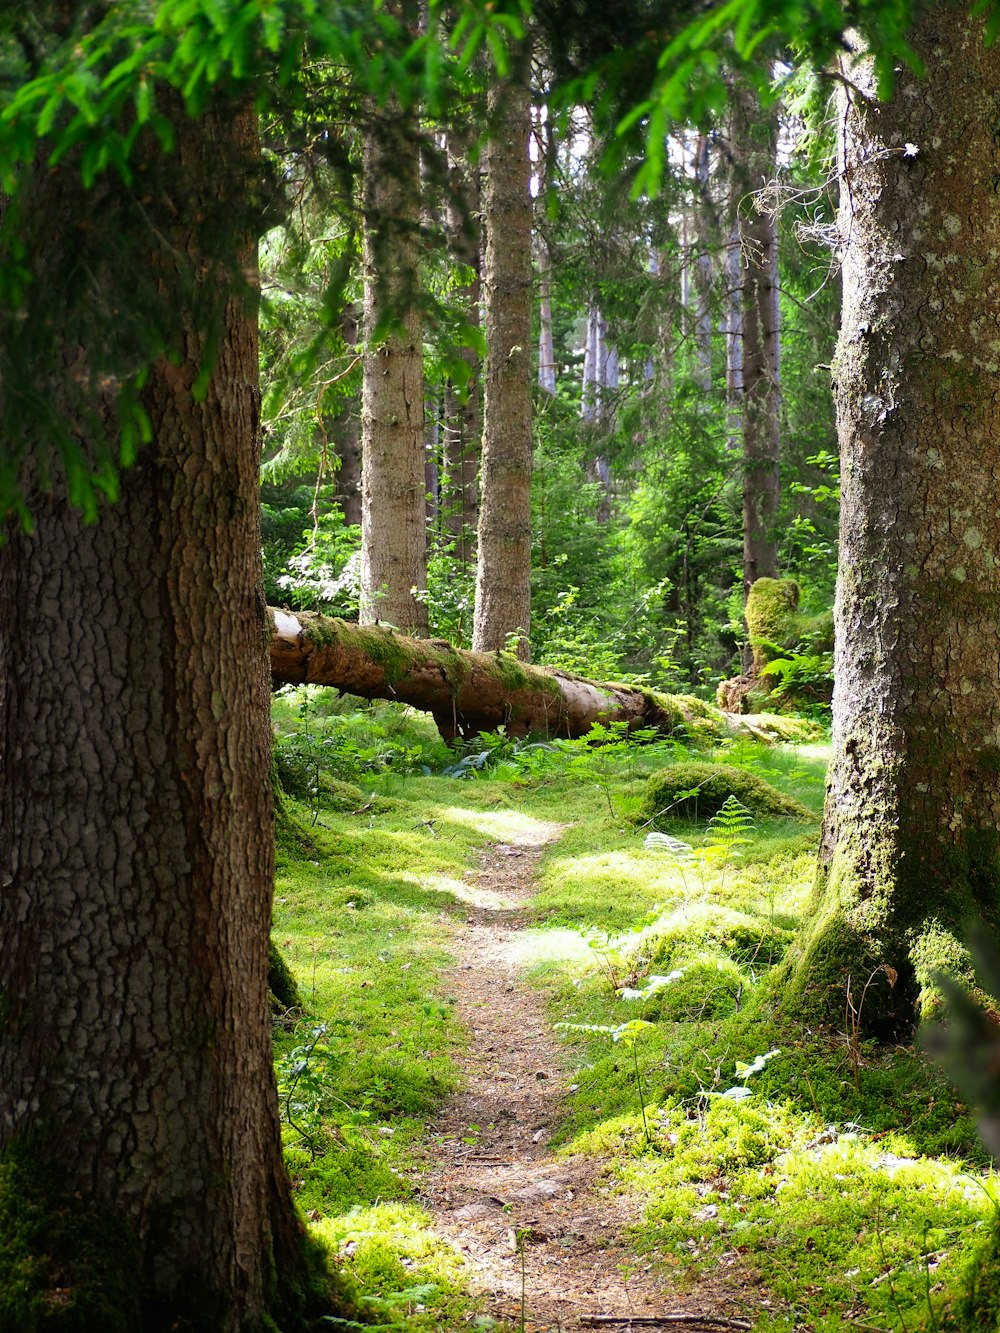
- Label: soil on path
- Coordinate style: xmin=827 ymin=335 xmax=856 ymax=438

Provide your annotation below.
xmin=416 ymin=818 xmax=749 ymax=1333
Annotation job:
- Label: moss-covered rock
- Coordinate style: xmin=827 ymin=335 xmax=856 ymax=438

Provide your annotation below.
xmin=638 ymin=761 xmax=814 ymax=826
xmin=624 ymin=951 xmax=747 ymax=1022
xmin=632 ymin=903 xmax=794 ymax=972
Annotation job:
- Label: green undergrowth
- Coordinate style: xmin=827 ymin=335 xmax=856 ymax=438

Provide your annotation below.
xmin=270 ymin=696 xmax=998 ymax=1332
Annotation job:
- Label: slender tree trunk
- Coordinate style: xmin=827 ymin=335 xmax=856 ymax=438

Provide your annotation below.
xmin=787 ymin=9 xmax=1000 ymax=1037
xmin=473 ymin=39 xmax=534 ymax=659
xmin=537 ymin=233 xmax=557 ymax=395
xmin=0 ymin=102 xmax=323 ymax=1329
xmin=534 ymin=104 xmax=558 ymax=398
xmin=332 ymin=304 xmax=363 ymax=528
xmin=359 ymin=95 xmax=428 ymax=634
xmin=442 ymin=127 xmax=481 ymax=566
xmin=724 ymin=215 xmax=744 ymax=453
xmin=681 ymin=134 xmax=714 ymax=390
xmin=730 ymin=82 xmax=781 ymax=601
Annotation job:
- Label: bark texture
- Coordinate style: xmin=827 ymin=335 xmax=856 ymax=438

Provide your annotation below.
xmin=270 ymin=609 xmax=729 ymax=744
xmin=0 ymin=104 xmax=319 ymax=1327
xmin=473 ymin=41 xmax=534 ymax=659
xmin=360 ymin=97 xmax=428 ymax=634
xmin=789 ymin=10 xmax=1000 ymax=1035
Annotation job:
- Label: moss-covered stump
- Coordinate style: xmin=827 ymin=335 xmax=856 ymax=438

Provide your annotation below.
xmin=638 ymin=761 xmax=814 ymax=827
xmin=718 ymin=577 xmax=833 ymax=714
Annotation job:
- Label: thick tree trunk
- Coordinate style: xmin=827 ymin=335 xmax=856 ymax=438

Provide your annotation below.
xmin=786 ymin=9 xmax=1000 ymax=1037
xmin=359 ymin=95 xmax=428 ymax=634
xmin=0 ymin=103 xmax=322 ymax=1329
xmin=730 ymin=82 xmax=781 ymax=601
xmin=473 ymin=40 xmax=534 ymax=659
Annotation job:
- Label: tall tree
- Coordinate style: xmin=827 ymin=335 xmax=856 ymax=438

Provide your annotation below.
xmin=359 ymin=86 xmax=428 ymax=633
xmin=441 ymin=125 xmax=482 ymax=565
xmin=472 ymin=36 xmax=534 ymax=658
xmin=0 ymin=95 xmax=327 ymax=1328
xmin=728 ymin=80 xmax=781 ymax=600
xmin=785 ymin=8 xmax=1000 ymax=1035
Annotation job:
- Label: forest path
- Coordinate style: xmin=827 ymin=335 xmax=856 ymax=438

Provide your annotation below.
xmin=415 ymin=817 xmax=748 ymax=1333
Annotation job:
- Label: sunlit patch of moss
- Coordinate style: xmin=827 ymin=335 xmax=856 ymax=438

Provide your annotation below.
xmin=311 ymin=1202 xmax=478 ymax=1331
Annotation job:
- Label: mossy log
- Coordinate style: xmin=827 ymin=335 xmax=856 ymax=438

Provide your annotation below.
xmin=269 ymin=608 xmax=718 ymax=741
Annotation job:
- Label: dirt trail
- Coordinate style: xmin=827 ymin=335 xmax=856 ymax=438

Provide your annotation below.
xmin=416 ymin=820 xmax=747 ymax=1332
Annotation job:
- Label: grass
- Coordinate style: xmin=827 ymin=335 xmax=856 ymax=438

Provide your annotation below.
xmin=269 ymin=692 xmax=1000 ymax=1332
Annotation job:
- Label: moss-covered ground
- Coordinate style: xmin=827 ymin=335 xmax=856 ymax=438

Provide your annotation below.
xmin=271 ymin=688 xmax=999 ymax=1332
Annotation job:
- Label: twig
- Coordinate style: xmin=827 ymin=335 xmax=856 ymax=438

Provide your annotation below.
xmin=579 ymin=1316 xmax=752 ymax=1330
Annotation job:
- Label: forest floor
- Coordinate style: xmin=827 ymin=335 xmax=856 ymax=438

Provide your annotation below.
xmin=272 ymin=703 xmax=998 ymax=1333
xmin=415 ymin=821 xmax=751 ymax=1332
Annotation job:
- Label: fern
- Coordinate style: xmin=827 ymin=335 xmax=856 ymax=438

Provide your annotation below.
xmin=706 ymin=795 xmax=756 ymax=859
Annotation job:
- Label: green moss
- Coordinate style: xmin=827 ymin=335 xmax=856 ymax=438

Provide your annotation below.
xmin=638 ymin=761 xmax=814 ymax=826
xmin=269 ymin=938 xmax=302 ymax=1012
xmin=0 ymin=1142 xmax=142 ymax=1332
xmin=735 ymin=713 xmax=825 ymax=743
xmin=744 ymin=577 xmax=800 ymax=666
xmin=632 ymin=903 xmax=793 ymax=973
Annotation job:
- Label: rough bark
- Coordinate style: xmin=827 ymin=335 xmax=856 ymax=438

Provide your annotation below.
xmin=269 ymin=608 xmax=807 ymax=746
xmin=473 ymin=40 xmax=534 ymax=659
xmin=359 ymin=93 xmax=428 ymax=634
xmin=0 ymin=102 xmax=323 ymax=1329
xmin=786 ymin=10 xmax=1000 ymax=1036
xmin=730 ymin=81 xmax=781 ymax=602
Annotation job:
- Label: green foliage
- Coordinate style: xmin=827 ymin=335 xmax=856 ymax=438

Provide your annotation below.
xmin=272 ymin=688 xmax=452 ymax=806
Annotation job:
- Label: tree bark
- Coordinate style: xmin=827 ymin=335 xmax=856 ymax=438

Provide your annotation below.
xmin=442 ymin=127 xmax=481 ymax=566
xmin=269 ymin=608 xmax=791 ymax=745
xmin=473 ymin=39 xmax=534 ymax=659
xmin=786 ymin=9 xmax=1000 ymax=1037
xmin=0 ymin=102 xmax=323 ymax=1329
xmin=730 ymin=81 xmax=781 ymax=602
xmin=332 ymin=304 xmax=363 ymax=528
xmin=359 ymin=93 xmax=428 ymax=634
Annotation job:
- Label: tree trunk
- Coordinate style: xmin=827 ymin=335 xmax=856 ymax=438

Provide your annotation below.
xmin=332 ymin=305 xmax=363 ymax=528
xmin=472 ymin=39 xmax=534 ymax=659
xmin=0 ymin=102 xmax=324 ymax=1329
xmin=442 ymin=128 xmax=481 ymax=566
xmin=270 ymin=609 xmax=748 ymax=744
xmin=786 ymin=9 xmax=1000 ymax=1037
xmin=359 ymin=95 xmax=428 ymax=634
xmin=730 ymin=81 xmax=781 ymax=602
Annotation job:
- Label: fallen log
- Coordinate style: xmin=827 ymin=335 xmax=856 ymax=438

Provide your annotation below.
xmin=269 ymin=610 xmax=819 ymax=745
